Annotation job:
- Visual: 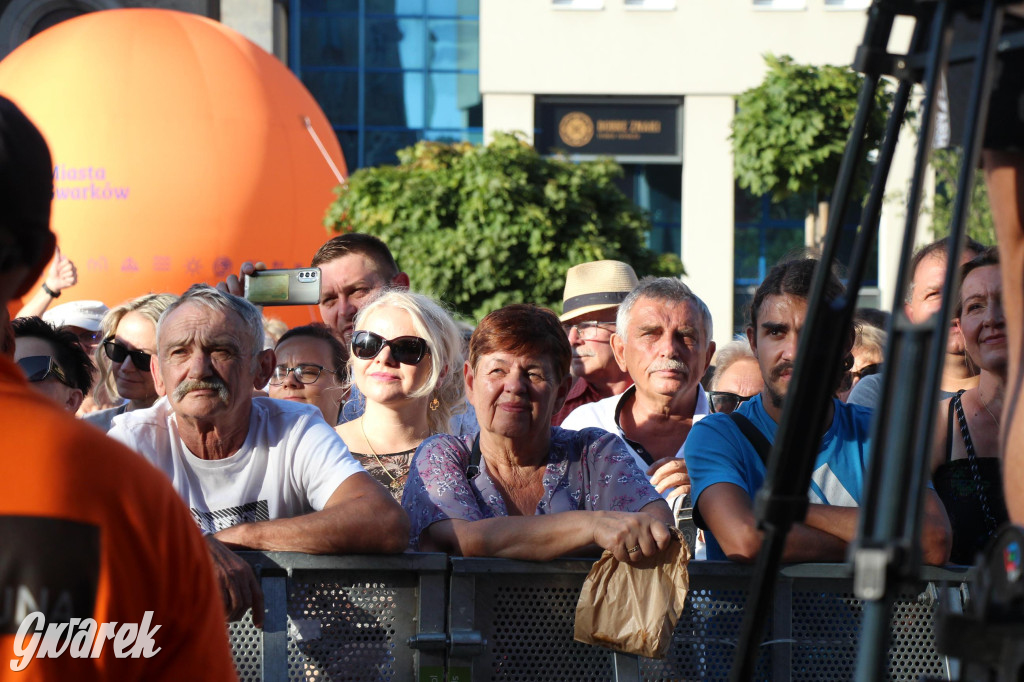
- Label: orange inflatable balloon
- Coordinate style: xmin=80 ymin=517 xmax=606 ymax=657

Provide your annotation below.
xmin=0 ymin=8 xmax=347 ymax=328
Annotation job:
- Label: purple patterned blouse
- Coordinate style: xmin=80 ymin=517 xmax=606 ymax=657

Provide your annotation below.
xmin=401 ymin=427 xmax=663 ymax=550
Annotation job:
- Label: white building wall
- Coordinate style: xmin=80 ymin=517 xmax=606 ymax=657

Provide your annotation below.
xmin=480 ymin=0 xmax=919 ymax=342
xmin=482 ymin=93 xmax=536 ymax=145
xmin=682 ymin=95 xmax=735 ymax=348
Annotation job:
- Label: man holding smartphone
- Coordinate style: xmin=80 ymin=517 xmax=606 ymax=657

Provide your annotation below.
xmin=220 ymin=233 xmax=409 ymax=344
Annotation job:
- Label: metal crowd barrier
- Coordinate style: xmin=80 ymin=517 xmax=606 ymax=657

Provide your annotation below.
xmin=230 ymin=552 xmax=969 ymax=681
xmin=231 ymin=552 xmax=448 ymax=682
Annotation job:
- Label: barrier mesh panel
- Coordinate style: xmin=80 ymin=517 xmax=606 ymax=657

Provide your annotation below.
xmin=641 ymin=587 xmax=772 ymax=681
xmin=478 ymin=582 xmax=616 ymax=681
xmin=285 ymin=574 xmax=409 ymax=681
xmin=887 ymin=592 xmax=946 ymax=680
xmin=790 ymin=589 xmax=863 ymax=680
xmin=789 ymin=588 xmax=945 ymax=681
xmin=230 ymin=612 xmax=262 ymax=682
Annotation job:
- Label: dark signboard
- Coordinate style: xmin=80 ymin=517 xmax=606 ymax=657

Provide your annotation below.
xmin=536 ymin=101 xmax=679 ymax=156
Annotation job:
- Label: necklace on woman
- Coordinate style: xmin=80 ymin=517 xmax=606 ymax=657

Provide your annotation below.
xmin=979 ymin=389 xmax=1001 ymax=427
xmin=360 ymin=417 xmax=401 ymax=491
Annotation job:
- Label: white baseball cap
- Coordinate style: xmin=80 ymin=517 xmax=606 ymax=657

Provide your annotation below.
xmin=42 ymin=300 xmax=108 ymax=332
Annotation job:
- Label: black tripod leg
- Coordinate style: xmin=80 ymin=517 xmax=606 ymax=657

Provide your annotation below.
xmin=853 ymin=1 xmax=1004 ymax=679
xmin=726 ymin=1 xmax=916 ymax=679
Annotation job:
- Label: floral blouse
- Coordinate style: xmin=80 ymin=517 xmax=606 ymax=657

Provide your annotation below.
xmin=401 ymin=427 xmax=662 ymax=549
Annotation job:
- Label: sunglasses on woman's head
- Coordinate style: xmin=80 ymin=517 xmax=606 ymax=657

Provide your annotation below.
xmin=708 ymin=390 xmax=757 ymax=414
xmin=102 ymin=338 xmax=152 ymax=372
xmin=17 ymin=355 xmax=71 ymax=386
xmin=350 ymin=331 xmax=429 ymax=366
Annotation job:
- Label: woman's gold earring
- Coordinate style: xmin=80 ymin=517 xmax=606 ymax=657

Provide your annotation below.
xmin=429 ymin=398 xmax=440 ymax=411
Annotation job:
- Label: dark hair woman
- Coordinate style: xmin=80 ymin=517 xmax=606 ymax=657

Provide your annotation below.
xmin=402 ymin=304 xmax=674 ymax=562
xmin=932 ymin=247 xmax=1010 ymax=564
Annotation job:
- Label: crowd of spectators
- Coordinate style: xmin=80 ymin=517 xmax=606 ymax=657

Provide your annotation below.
xmin=3 ymin=88 xmax=1017 ymax=676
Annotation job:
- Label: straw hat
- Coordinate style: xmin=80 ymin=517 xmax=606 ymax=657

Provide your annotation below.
xmin=560 ymin=260 xmax=639 ymax=322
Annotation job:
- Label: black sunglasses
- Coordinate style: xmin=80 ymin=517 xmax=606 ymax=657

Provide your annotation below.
xmin=269 ymin=363 xmax=338 ymax=386
xmin=708 ymin=390 xmax=757 ymax=414
xmin=850 ymin=363 xmax=882 ymax=380
xmin=17 ymin=355 xmax=71 ymax=386
xmin=103 ymin=338 xmax=152 ymax=372
xmin=351 ymin=330 xmax=429 ymax=366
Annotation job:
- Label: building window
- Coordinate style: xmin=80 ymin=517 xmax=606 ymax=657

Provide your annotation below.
xmin=752 ymin=0 xmax=807 ymax=10
xmin=291 ymin=0 xmax=482 ymax=170
xmin=624 ymin=0 xmax=676 ymax=10
xmin=615 ymin=164 xmax=682 ymax=257
xmin=733 ymin=188 xmax=879 ymax=334
xmin=551 ymin=0 xmax=604 ymax=9
xmin=824 ymin=0 xmax=870 ymax=9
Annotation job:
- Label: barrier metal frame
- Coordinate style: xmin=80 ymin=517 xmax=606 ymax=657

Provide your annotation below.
xmin=224 ymin=552 xmax=968 ymax=681
xmin=446 ymin=557 xmax=969 ymax=682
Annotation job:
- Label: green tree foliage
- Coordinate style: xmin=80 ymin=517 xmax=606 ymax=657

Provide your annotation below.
xmin=323 ymin=133 xmax=683 ymax=321
xmin=731 ymin=54 xmax=893 ymax=205
xmin=928 ymin=147 xmax=995 ymax=245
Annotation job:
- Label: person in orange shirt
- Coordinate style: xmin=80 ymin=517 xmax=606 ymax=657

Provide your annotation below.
xmin=0 ymin=94 xmax=238 ymax=681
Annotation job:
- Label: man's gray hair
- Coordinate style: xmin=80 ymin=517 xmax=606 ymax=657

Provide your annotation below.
xmin=710 ymin=336 xmax=755 ymax=390
xmin=157 ymin=284 xmax=265 ymax=357
xmin=616 ymin=276 xmax=713 ymax=343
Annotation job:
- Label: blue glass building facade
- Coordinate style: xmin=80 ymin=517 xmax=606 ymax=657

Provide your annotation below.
xmin=290 ymin=0 xmax=482 ymax=170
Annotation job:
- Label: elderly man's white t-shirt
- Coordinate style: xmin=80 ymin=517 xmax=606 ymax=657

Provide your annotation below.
xmin=108 ymin=396 xmax=365 ymax=534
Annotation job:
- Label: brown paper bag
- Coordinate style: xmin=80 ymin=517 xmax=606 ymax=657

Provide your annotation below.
xmin=573 ymin=527 xmax=691 ymax=659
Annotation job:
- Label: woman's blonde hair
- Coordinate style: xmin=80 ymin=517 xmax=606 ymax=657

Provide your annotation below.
xmin=350 ymin=289 xmax=465 ymax=435
xmin=853 ymin=322 xmax=886 ymax=363
xmin=96 ymin=293 xmax=178 ymax=401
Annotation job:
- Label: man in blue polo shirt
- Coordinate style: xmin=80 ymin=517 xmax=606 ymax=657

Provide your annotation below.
xmin=684 ymin=257 xmax=951 ymax=564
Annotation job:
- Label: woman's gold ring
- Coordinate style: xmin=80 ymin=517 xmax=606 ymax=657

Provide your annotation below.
xmin=627 ymin=545 xmax=641 ymax=554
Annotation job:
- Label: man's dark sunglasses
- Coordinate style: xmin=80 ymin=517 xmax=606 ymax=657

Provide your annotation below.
xmin=17 ymin=355 xmax=71 ymax=386
xmin=351 ymin=330 xmax=429 ymax=366
xmin=708 ymin=390 xmax=757 ymax=414
xmin=103 ymin=338 xmax=152 ymax=372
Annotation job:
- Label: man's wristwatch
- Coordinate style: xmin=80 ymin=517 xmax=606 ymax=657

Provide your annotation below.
xmin=41 ymin=282 xmax=60 ymax=298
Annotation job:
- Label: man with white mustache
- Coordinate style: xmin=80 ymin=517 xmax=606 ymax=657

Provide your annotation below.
xmin=109 ymin=284 xmax=409 ymax=624
xmin=561 ymin=277 xmax=715 ymax=510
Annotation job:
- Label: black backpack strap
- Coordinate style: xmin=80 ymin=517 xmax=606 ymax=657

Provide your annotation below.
xmin=466 ymin=434 xmax=482 ymax=478
xmin=728 ymin=412 xmax=773 ymax=465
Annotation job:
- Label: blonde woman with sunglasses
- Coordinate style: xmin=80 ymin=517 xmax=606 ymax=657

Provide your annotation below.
xmin=82 ymin=293 xmax=177 ymax=432
xmin=335 ymin=289 xmax=465 ymax=499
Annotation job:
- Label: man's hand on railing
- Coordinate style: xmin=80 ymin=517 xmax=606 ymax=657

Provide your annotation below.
xmin=206 ymin=535 xmax=265 ymax=627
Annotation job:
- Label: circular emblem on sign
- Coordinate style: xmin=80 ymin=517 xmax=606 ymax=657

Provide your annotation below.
xmin=558 ymin=112 xmax=594 ymax=148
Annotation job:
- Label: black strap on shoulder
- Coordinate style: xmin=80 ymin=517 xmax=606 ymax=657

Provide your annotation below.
xmin=467 ymin=435 xmax=482 ymax=478
xmin=729 ymin=412 xmax=773 ymax=465
xmin=945 ymin=391 xmax=963 ymax=464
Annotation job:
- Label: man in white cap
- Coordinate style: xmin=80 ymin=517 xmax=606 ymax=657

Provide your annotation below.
xmin=41 ymin=298 xmax=108 ymax=355
xmin=552 ymin=260 xmax=638 ymax=425
xmin=40 ymin=299 xmax=110 ymax=414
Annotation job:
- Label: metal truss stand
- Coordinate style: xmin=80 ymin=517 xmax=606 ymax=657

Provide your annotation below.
xmin=728 ymin=1 xmax=1018 ymax=680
